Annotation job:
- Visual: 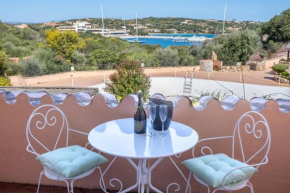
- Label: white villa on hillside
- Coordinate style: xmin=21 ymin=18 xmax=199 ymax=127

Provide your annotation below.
xmin=57 ymin=21 xmax=127 ymax=37
xmin=181 ymin=20 xmax=193 ymax=25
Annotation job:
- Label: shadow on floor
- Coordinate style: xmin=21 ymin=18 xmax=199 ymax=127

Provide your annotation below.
xmin=0 ymin=182 xmax=119 ymax=193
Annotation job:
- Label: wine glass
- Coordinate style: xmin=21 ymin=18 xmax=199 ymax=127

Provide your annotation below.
xmin=159 ymin=104 xmax=167 ymax=137
xmin=148 ymin=104 xmax=157 ymax=137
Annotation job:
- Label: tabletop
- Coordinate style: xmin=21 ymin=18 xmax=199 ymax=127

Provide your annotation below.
xmin=88 ymin=118 xmax=199 ymax=159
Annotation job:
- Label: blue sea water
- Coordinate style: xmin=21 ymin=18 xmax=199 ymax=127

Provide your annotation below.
xmin=124 ymin=34 xmax=215 ymax=48
xmin=151 ymin=33 xmax=216 ymax=38
xmin=125 ymin=38 xmax=202 ymax=48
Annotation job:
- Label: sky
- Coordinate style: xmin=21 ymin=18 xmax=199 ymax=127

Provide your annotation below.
xmin=0 ymin=0 xmax=289 ymax=23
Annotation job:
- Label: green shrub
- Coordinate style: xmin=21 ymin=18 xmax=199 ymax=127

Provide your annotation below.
xmin=201 ymin=30 xmax=261 ymax=65
xmin=266 ymin=40 xmax=282 ymax=54
xmin=6 ymin=61 xmax=21 ymax=76
xmin=71 ymin=51 xmax=86 ymax=69
xmin=20 ymin=58 xmax=43 ymax=77
xmin=179 ymin=55 xmax=198 ymax=66
xmin=105 ymin=60 xmax=151 ymax=101
xmin=0 ymin=51 xmax=7 ymax=76
xmin=272 ymin=64 xmax=288 ymax=73
xmin=154 ymin=47 xmax=179 ymax=66
xmin=126 ymin=51 xmax=159 ymax=67
xmin=3 ymin=42 xmax=32 ymax=57
xmin=89 ymin=49 xmax=118 ymax=69
xmin=260 ymin=53 xmax=266 ymax=59
xmin=280 ymin=58 xmax=287 ymax=62
xmin=0 ymin=76 xmax=10 ymax=86
xmin=84 ymin=66 xmax=98 ymax=71
xmin=280 ymin=71 xmax=289 ymax=76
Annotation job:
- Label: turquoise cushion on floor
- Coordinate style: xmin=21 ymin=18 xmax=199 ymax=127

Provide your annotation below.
xmin=37 ymin=145 xmax=108 ymax=178
xmin=182 ymin=153 xmax=257 ymax=188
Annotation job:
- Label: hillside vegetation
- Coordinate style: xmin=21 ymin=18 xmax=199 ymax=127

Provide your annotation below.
xmin=0 ymin=9 xmax=288 ymax=81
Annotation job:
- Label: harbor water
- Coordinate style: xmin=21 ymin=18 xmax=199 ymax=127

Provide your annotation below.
xmin=124 ymin=34 xmax=215 ymax=48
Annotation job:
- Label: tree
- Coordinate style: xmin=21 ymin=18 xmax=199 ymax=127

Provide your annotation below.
xmin=89 ymin=49 xmax=118 ymax=69
xmin=266 ymin=40 xmax=282 ymax=55
xmin=0 ymin=51 xmax=7 ymax=76
xmin=45 ymin=30 xmax=81 ymax=58
xmin=22 ymin=28 xmax=40 ymax=41
xmin=221 ymin=29 xmax=261 ymax=64
xmin=179 ymin=55 xmax=198 ymax=66
xmin=71 ymin=51 xmax=86 ymax=70
xmin=260 ymin=9 xmax=290 ymax=42
xmin=20 ymin=58 xmax=43 ymax=77
xmin=154 ymin=47 xmax=179 ymax=66
xmin=126 ymin=51 xmax=160 ymax=67
xmin=201 ymin=30 xmax=261 ymax=65
xmin=105 ymin=60 xmax=151 ymax=101
xmin=32 ymin=48 xmax=70 ymax=74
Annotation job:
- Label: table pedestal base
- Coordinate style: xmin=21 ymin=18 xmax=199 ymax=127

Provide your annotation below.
xmin=121 ymin=158 xmax=163 ymax=193
xmin=100 ymin=156 xmax=191 ymax=193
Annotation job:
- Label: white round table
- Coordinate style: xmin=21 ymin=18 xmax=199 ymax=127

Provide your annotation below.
xmin=88 ymin=118 xmax=199 ymax=193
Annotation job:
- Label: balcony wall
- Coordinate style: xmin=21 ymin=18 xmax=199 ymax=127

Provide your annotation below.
xmin=0 ymin=92 xmax=289 ymax=193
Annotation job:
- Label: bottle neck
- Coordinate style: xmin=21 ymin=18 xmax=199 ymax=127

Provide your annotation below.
xmin=138 ymin=96 xmax=143 ymax=107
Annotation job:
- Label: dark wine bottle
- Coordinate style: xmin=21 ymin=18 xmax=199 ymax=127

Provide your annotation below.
xmin=134 ymin=91 xmax=147 ymax=134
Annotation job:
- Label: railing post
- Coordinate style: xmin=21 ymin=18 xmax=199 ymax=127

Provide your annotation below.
xmin=71 ymin=66 xmax=74 ymax=87
xmin=175 ymin=66 xmax=176 ymax=77
xmin=71 ymin=74 xmax=74 ymax=87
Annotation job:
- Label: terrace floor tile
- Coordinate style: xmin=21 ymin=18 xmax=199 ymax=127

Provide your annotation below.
xmin=0 ymin=182 xmax=120 ymax=193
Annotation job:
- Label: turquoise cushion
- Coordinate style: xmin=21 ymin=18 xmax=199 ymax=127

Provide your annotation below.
xmin=182 ymin=153 xmax=257 ymax=188
xmin=37 ymin=145 xmax=108 ymax=178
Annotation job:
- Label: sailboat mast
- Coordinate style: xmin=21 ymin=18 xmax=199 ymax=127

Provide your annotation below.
xmin=124 ymin=14 xmax=126 ymax=28
xmin=101 ymin=4 xmax=105 ymax=35
xmin=136 ymin=11 xmax=138 ymax=42
xmin=222 ymin=3 xmax=227 ymax=35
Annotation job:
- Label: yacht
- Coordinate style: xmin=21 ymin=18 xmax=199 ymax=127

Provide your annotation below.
xmin=187 ymin=36 xmax=207 ymax=42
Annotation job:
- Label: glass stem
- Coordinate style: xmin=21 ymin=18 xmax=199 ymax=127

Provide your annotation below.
xmin=162 ymin=121 xmax=164 ymax=134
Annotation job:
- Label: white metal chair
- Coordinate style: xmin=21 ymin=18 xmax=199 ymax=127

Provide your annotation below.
xmin=183 ymin=111 xmax=271 ymax=193
xmin=26 ymin=104 xmax=107 ymax=193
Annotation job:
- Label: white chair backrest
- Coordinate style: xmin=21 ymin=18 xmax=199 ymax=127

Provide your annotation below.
xmin=26 ymin=104 xmax=69 ymax=155
xmin=232 ymin=111 xmax=271 ymax=168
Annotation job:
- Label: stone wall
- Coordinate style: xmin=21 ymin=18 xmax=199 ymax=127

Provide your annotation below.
xmin=220 ymin=65 xmax=250 ymax=72
xmin=274 ymin=76 xmax=290 ymax=84
xmin=199 ymin=60 xmax=213 ymax=72
xmin=248 ymin=61 xmax=266 ymax=71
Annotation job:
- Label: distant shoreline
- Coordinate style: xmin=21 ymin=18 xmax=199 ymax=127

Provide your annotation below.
xmin=148 ymin=33 xmax=215 ymax=35
xmin=119 ymin=35 xmax=179 ymax=39
xmin=119 ymin=34 xmax=214 ymax=40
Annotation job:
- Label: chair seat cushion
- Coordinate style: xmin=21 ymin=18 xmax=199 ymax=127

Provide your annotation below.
xmin=182 ymin=153 xmax=257 ymax=188
xmin=37 ymin=145 xmax=108 ymax=178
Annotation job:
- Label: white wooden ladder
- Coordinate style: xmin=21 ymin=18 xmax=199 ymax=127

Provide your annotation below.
xmin=183 ymin=70 xmax=193 ymax=94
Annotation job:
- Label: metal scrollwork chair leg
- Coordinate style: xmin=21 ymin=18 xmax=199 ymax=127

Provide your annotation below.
xmin=247 ymin=182 xmax=254 ymax=193
xmin=36 ymin=171 xmax=44 ymax=193
xmin=71 ymin=179 xmax=76 ymax=193
xmin=63 ymin=180 xmax=70 ymax=193
xmin=185 ymin=171 xmax=192 ymax=193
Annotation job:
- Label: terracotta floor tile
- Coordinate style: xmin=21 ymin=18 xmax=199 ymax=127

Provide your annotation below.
xmin=0 ymin=182 xmax=118 ymax=193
